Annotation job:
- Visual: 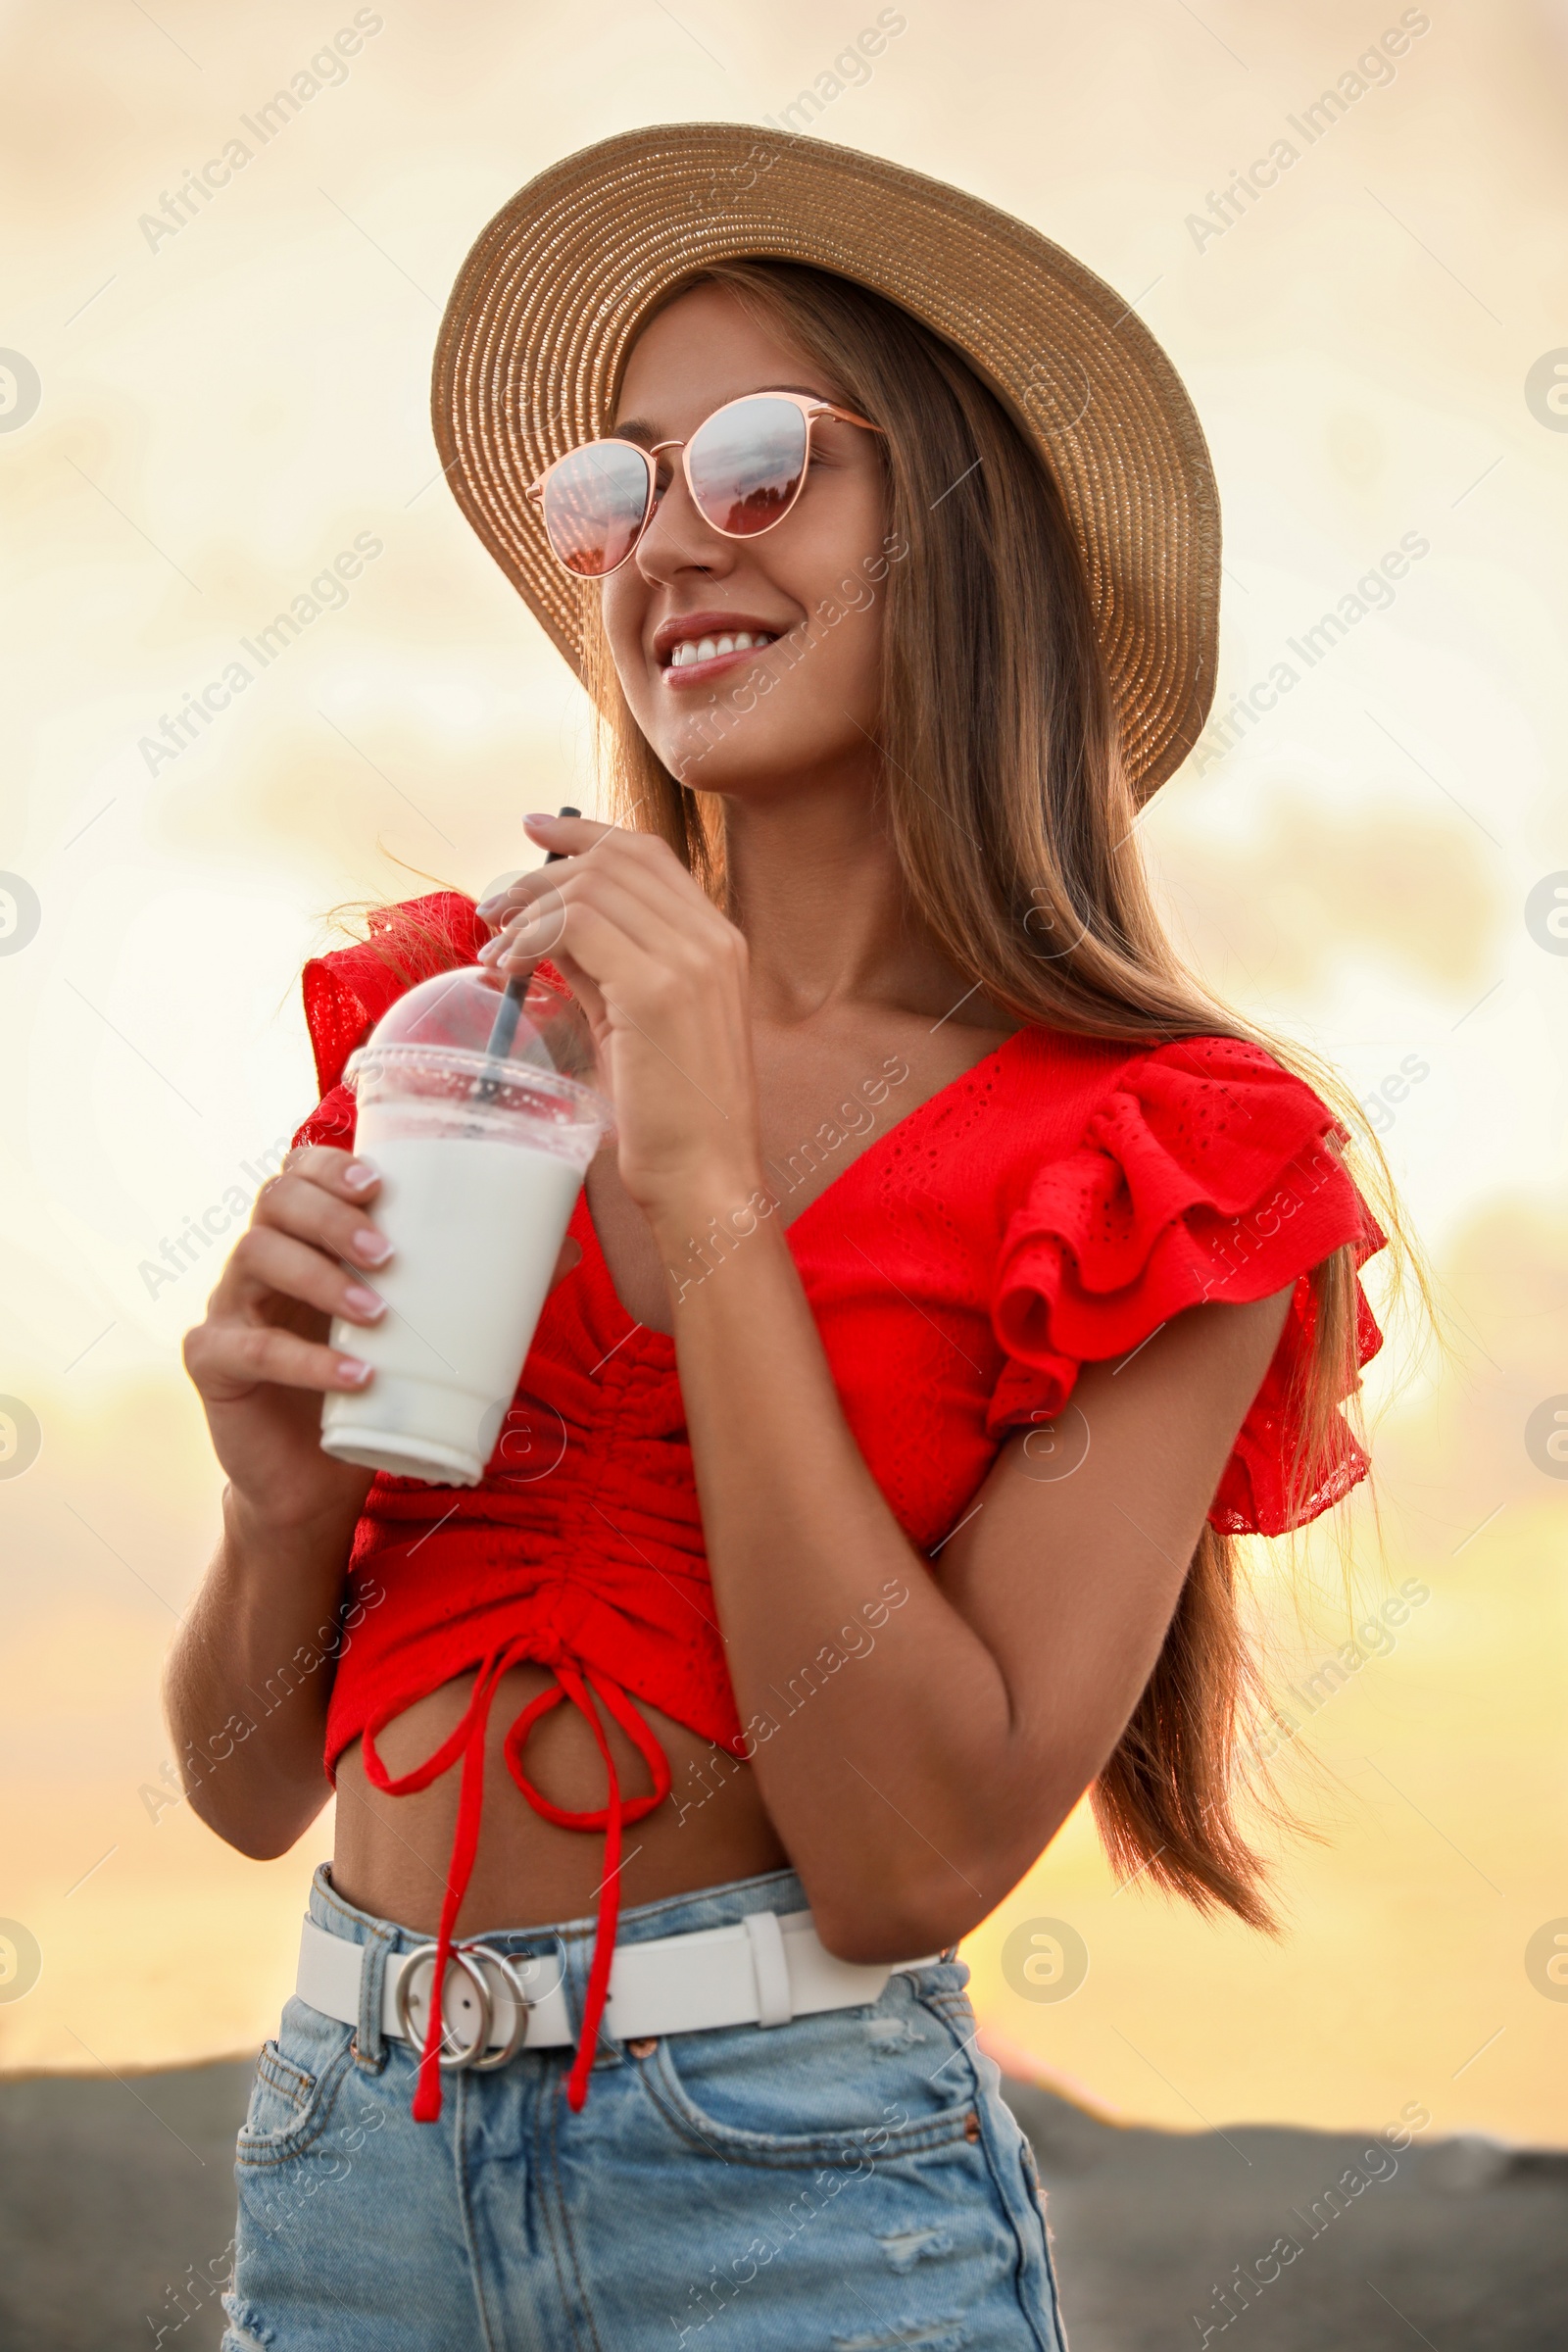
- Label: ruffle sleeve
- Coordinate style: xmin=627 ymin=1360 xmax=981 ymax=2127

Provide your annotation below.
xmin=288 ymin=891 xmax=565 ymax=1153
xmin=986 ymin=1035 xmax=1386 ymax=1536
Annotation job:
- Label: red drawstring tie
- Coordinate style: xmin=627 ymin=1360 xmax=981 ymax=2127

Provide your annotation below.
xmin=360 ymin=1639 xmax=671 ymax=2122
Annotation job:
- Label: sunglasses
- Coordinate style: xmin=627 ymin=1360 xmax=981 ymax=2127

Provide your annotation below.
xmin=525 ymin=390 xmax=884 ymax=579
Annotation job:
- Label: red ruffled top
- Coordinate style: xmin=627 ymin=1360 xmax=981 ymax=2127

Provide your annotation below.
xmin=292 ymin=893 xmax=1384 ymax=2116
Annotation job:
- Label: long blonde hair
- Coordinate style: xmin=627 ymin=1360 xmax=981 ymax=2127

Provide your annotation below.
xmin=337 ymin=259 xmax=1420 ymax=1929
xmin=564 ymin=257 xmax=1423 ymax=1931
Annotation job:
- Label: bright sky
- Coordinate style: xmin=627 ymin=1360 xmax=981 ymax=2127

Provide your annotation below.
xmin=1 ymin=0 xmax=1565 ymax=2145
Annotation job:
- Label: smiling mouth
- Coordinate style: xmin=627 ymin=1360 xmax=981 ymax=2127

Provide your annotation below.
xmin=661 ymin=627 xmax=780 ymax=674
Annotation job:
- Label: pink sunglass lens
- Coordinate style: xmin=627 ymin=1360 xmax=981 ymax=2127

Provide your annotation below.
xmin=541 ymin=442 xmax=651 ymax=577
xmin=686 ymin=396 xmax=808 ymax=537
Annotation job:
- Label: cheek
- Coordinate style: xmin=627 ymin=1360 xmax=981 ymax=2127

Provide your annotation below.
xmin=719 ymin=606 xmax=886 ymax=779
xmin=596 ymin=474 xmax=890 ymax=780
xmin=599 ymin=579 xmax=649 ymax=696
xmin=806 ymin=583 xmax=885 ymax=709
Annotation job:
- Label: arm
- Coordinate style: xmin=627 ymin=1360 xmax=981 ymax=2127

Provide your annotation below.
xmin=166 ymin=1146 xmax=387 ymax=1855
xmin=485 ymin=815 xmax=1295 ymax=1959
xmin=662 ymin=1222 xmax=1289 ymax=1957
xmin=165 ymin=1488 xmax=364 ymax=1858
xmin=171 ymin=1143 xmax=586 ymax=1858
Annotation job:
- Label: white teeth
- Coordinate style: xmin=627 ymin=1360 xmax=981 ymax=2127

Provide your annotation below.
xmin=666 ymin=629 xmax=775 ymax=667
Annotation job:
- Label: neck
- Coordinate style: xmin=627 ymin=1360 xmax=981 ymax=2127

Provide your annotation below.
xmin=717 ymin=765 xmax=960 ymax=1029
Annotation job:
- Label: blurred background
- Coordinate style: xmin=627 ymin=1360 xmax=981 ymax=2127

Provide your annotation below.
xmin=1 ymin=0 xmax=1564 ymax=2267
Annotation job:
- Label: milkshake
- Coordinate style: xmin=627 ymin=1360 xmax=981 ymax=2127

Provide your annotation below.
xmin=319 ymin=965 xmax=612 ymax=1486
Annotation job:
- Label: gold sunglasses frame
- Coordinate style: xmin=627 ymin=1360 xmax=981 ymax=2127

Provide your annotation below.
xmin=524 ymin=389 xmax=884 ymax=577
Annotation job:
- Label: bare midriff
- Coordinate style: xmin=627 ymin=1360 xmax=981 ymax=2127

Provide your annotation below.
xmin=329 ymin=1664 xmax=789 ymax=1938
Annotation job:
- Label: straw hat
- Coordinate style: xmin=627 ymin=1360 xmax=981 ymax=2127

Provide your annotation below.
xmin=432 ymin=123 xmax=1219 ymax=800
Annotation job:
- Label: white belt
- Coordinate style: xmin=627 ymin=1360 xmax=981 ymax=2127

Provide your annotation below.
xmin=297 ymin=1908 xmax=938 ymax=2074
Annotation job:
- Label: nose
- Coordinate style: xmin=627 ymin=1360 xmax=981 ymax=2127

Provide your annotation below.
xmin=632 ymin=456 xmax=734 ymax=587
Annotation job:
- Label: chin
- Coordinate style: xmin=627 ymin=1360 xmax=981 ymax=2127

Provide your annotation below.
xmin=668 ymin=741 xmax=790 ymax=796
xmin=661 ymin=710 xmax=875 ymax=799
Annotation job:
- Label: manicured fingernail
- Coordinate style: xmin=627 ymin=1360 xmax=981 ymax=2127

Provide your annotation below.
xmin=522 ymin=811 xmax=554 ymax=823
xmin=343 ymin=1159 xmax=377 ymax=1192
xmin=336 ymin=1356 xmax=372 ymax=1386
xmin=476 ymin=938 xmax=502 ymax=961
xmin=354 ymin=1228 xmax=392 ymax=1265
xmin=342 ymin=1284 xmax=386 ymax=1320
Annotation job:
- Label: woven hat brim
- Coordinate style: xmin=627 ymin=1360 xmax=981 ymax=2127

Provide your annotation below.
xmin=432 ymin=123 xmax=1219 ymax=800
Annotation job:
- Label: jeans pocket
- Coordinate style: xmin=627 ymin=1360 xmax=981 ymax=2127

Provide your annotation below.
xmin=638 ymin=1970 xmax=982 ymax=2170
xmin=237 ymin=1995 xmax=355 ymax=2169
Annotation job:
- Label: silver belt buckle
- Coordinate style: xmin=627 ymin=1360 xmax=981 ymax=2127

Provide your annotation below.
xmin=394 ymin=1940 xmax=533 ymax=2073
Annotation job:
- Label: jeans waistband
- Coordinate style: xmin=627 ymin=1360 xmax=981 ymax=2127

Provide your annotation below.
xmin=307 ymin=1860 xmax=811 ymax=1960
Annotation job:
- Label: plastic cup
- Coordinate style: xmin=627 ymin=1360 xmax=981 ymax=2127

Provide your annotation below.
xmin=318 ymin=965 xmax=612 ymax=1487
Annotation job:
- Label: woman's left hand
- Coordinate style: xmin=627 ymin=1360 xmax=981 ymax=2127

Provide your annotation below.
xmin=476 ymin=813 xmax=762 ymax=1230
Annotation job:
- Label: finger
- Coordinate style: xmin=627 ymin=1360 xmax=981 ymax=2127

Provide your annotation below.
xmin=250 ymin=1168 xmax=395 ymax=1274
xmin=474 ymin=819 xmax=618 ymax=922
xmin=520 ymin=941 xmax=607 ymax=1032
xmin=476 ymin=870 xmax=563 ymax=925
xmin=480 ymin=828 xmax=707 ymax=936
xmin=476 ymin=874 xmax=572 ymax=961
xmin=564 ymin=827 xmax=727 ymax=935
xmin=502 ymin=903 xmax=733 ymax=1045
xmin=491 ymin=900 xmax=664 ymax=999
xmin=521 ymin=811 xmax=613 ymax=858
xmin=228 ymin=1222 xmax=392 ymax=1326
xmin=278 ymin=1144 xmax=382 ymax=1200
xmin=270 ymin=1148 xmax=380 ymax=1223
xmin=485 ymin=867 xmax=677 ymax=971
xmin=185 ymin=1317 xmax=373 ymax=1401
xmin=475 ymin=851 xmax=613 ymax=936
xmin=481 ymin=838 xmax=736 ymax=976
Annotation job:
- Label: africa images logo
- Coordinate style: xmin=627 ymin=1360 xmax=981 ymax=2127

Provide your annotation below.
xmin=1524 ymin=350 xmax=1568 ymax=432
xmin=135 ymin=533 xmax=382 ymax=776
xmin=0 ymin=350 xmax=42 ymax=434
xmin=137 ymin=1138 xmax=294 ymax=1298
xmin=134 ymin=13 xmax=385 ymax=255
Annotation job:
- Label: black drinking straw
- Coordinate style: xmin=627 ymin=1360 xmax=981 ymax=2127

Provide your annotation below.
xmin=479 ymin=806 xmax=579 ymax=1075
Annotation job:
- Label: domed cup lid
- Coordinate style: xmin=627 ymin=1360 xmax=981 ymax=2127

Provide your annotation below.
xmin=344 ymin=964 xmax=611 ymax=1129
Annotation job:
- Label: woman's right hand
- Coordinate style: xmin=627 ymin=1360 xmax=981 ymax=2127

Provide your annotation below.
xmin=181 ymin=1146 xmax=393 ymax=1527
xmin=183 ymin=1144 xmax=586 ymax=1528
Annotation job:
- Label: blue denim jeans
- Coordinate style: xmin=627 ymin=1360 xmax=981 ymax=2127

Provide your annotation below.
xmin=224 ymin=1862 xmax=1068 ymax=2351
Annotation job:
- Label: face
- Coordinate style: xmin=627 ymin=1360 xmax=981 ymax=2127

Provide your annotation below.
xmin=598 ymin=283 xmax=893 ymax=804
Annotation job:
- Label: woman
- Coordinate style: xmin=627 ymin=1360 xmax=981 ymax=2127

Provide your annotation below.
xmin=172 ymin=128 xmax=1392 ymax=2349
